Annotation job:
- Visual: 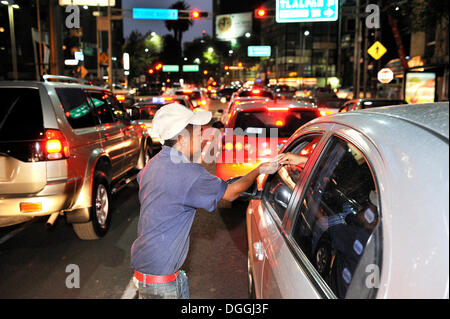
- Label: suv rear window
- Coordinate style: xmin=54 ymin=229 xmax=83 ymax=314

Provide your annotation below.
xmin=0 ymin=88 xmax=44 ymax=141
xmin=55 ymin=88 xmax=97 ymax=129
xmin=233 ymin=110 xmax=319 ymax=138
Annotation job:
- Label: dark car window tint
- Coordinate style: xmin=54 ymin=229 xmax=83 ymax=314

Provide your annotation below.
xmin=263 ymin=136 xmax=321 ymax=222
xmin=88 ymin=91 xmax=115 ymax=124
xmin=291 ymin=137 xmax=381 ymax=299
xmin=55 ymin=88 xmax=97 ymax=129
xmin=0 ymin=88 xmax=44 ymax=141
xmin=234 ymin=110 xmax=319 ymax=138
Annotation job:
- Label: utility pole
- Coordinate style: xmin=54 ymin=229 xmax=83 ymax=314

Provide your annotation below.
xmin=352 ymin=0 xmax=361 ymax=99
xmin=107 ymin=0 xmax=113 ymax=91
xmin=362 ymin=0 xmax=369 ymax=98
xmin=8 ymin=4 xmax=18 ymax=80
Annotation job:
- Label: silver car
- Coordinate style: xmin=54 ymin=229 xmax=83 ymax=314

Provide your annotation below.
xmin=246 ymin=102 xmax=449 ymax=299
xmin=0 ymin=76 xmax=149 ymax=240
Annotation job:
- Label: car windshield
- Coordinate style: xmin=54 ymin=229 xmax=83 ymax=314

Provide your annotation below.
xmin=233 ymin=110 xmax=319 ymax=138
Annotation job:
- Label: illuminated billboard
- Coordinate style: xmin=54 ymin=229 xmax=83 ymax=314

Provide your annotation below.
xmin=405 ymin=72 xmax=436 ymax=104
xmin=59 ymin=0 xmax=115 ymax=6
xmin=215 ymin=12 xmax=252 ymax=40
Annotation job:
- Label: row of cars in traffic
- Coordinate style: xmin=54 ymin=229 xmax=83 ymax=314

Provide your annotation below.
xmin=0 ymin=76 xmax=448 ymax=299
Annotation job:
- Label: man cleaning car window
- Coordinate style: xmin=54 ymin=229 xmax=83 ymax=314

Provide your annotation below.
xmin=130 ymin=103 xmax=279 ymax=299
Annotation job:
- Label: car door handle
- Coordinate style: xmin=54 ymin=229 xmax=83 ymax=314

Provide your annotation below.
xmin=254 ymin=241 xmax=265 ymax=261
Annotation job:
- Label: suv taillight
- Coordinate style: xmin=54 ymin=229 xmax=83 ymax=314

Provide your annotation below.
xmin=44 ymin=129 xmax=69 ymax=160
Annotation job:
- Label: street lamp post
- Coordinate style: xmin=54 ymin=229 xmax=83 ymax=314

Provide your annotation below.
xmin=2 ymin=1 xmax=19 ymax=80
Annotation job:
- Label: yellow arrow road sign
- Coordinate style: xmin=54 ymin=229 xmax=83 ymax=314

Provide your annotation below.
xmin=368 ymin=41 xmax=387 ymax=60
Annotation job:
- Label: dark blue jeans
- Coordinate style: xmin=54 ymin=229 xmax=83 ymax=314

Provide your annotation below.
xmin=135 ymin=271 xmax=189 ymax=299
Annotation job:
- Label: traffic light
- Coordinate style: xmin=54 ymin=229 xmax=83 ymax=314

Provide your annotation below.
xmin=203 ymin=70 xmax=208 ymax=75
xmin=224 ymin=65 xmax=229 ymax=71
xmin=177 ymin=9 xmax=209 ymax=20
xmin=148 ymin=68 xmax=154 ymax=75
xmin=255 ymin=7 xmax=267 ymax=18
xmin=154 ymin=62 xmax=163 ymax=71
xmin=254 ymin=7 xmax=274 ymax=18
xmin=191 ymin=9 xmax=200 ymax=19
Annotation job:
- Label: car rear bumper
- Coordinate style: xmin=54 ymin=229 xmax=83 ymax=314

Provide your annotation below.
xmin=0 ymin=180 xmax=77 ymax=226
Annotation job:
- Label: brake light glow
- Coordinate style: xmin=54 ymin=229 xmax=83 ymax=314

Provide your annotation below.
xmin=46 ymin=139 xmax=62 ymax=153
xmin=275 ymin=120 xmax=284 ymax=126
xmin=116 ymin=95 xmax=126 ymax=102
xmin=251 ymin=89 xmax=261 ymax=95
xmin=164 ymin=97 xmax=173 ymax=101
xmin=224 ymin=142 xmax=234 ymax=151
xmin=267 ymin=107 xmax=289 ymax=111
xmin=183 ymin=90 xmax=193 ymax=93
xmin=200 ymin=99 xmax=207 ymax=105
xmin=320 ymin=110 xmax=334 ymax=116
xmin=44 ymin=129 xmax=69 ymax=160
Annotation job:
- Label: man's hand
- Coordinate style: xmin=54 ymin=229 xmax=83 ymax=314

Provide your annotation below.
xmin=276 ymin=152 xmax=309 ymax=166
xmin=258 ymin=160 xmax=280 ymax=175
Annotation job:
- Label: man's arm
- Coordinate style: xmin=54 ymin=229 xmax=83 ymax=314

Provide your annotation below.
xmin=221 ymin=161 xmax=279 ymax=202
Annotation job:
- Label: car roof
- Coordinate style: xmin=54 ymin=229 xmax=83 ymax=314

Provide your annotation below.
xmin=0 ymin=80 xmax=107 ymax=92
xmin=361 ymin=102 xmax=448 ymax=139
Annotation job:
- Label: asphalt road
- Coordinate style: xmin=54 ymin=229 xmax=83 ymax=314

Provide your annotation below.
xmin=0 ymin=99 xmax=250 ymax=299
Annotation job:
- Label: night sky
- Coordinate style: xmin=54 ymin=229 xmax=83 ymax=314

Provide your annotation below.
xmin=122 ymin=0 xmax=213 ymax=44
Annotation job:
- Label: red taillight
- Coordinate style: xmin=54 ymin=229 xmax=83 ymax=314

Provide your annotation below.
xmin=320 ymin=110 xmax=334 ymax=116
xmin=251 ymin=89 xmax=261 ymax=95
xmin=116 ymin=95 xmax=126 ymax=102
xmin=275 ymin=120 xmax=284 ymax=126
xmin=267 ymin=107 xmax=289 ymax=111
xmin=44 ymin=129 xmax=69 ymax=160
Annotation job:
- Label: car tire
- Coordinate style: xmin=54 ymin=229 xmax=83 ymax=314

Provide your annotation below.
xmin=72 ymin=173 xmax=111 ymax=240
xmin=313 ymin=234 xmax=332 ymax=278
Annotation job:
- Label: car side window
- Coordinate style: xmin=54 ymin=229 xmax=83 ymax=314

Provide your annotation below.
xmin=87 ymin=91 xmax=115 ymax=124
xmin=263 ymin=135 xmax=321 ymax=223
xmin=55 ymin=88 xmax=97 ymax=129
xmin=106 ymin=95 xmax=130 ymax=122
xmin=291 ymin=136 xmax=381 ymax=299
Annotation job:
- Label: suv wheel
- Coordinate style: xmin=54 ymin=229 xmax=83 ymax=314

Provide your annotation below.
xmin=72 ymin=173 xmax=111 ymax=240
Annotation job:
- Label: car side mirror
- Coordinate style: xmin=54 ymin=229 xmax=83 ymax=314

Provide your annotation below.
xmin=211 ymin=121 xmax=224 ymax=129
xmin=226 ymin=176 xmax=261 ymax=201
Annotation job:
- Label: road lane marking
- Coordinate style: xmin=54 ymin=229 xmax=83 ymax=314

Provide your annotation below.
xmin=0 ymin=220 xmax=34 ymax=246
xmin=121 ymin=277 xmax=137 ymax=299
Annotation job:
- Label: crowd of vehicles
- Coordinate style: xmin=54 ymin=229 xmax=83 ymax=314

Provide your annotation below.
xmin=1 ymin=75 xmax=447 ymax=298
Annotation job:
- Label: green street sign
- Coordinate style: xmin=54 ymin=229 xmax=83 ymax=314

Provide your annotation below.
xmin=162 ymin=65 xmax=179 ymax=72
xmin=248 ymin=46 xmax=271 ymax=57
xmin=182 ymin=65 xmax=199 ymax=72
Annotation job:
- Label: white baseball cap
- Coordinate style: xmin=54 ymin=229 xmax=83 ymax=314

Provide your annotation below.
xmin=152 ymin=103 xmax=212 ymax=144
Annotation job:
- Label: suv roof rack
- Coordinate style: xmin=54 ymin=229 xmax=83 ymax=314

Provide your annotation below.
xmin=42 ymin=75 xmax=92 ymax=85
